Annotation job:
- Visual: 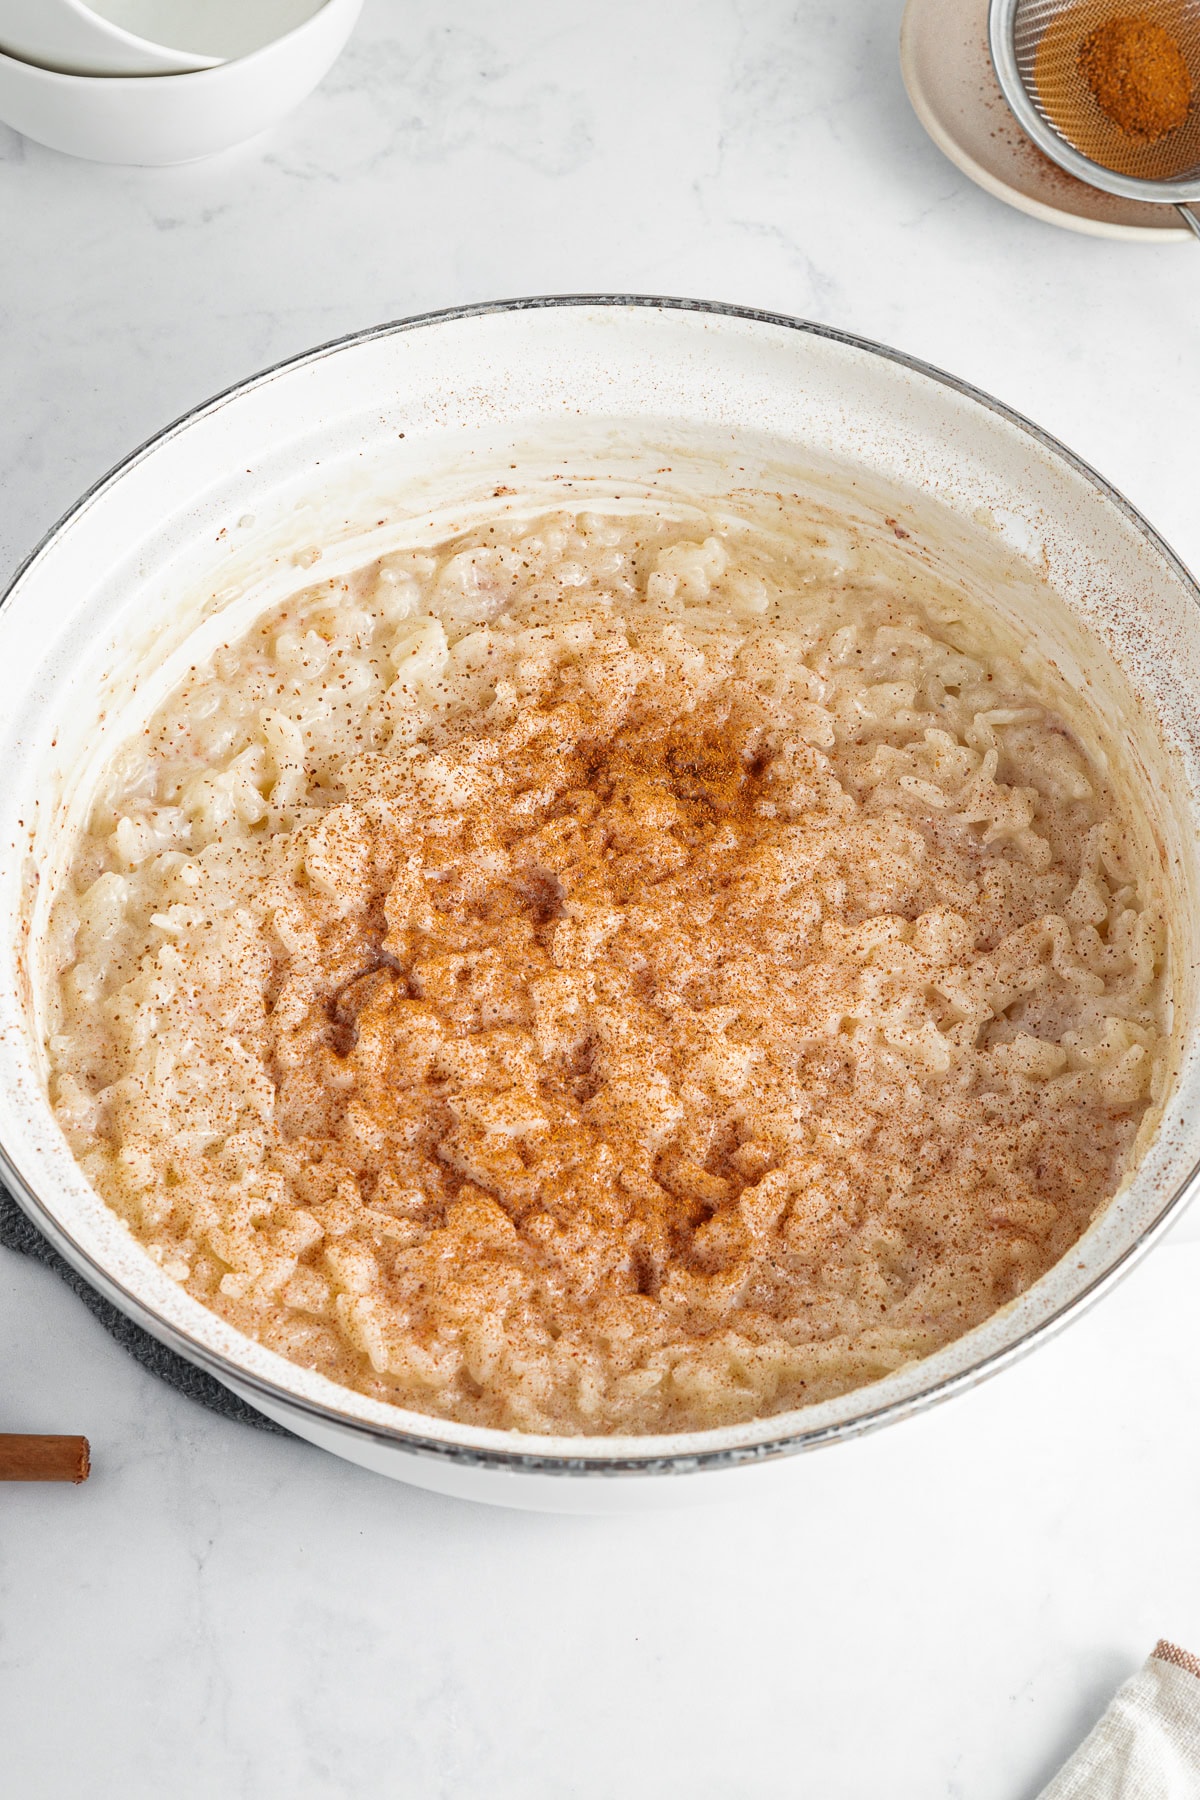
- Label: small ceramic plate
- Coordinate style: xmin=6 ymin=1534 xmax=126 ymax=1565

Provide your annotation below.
xmin=900 ymin=0 xmax=1189 ymax=240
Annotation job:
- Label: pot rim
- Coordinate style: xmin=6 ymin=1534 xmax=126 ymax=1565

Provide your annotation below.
xmin=5 ymin=292 xmax=1199 ymax=1478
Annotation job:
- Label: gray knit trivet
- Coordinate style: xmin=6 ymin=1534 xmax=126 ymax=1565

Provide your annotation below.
xmin=0 ymin=1185 xmax=289 ymax=1434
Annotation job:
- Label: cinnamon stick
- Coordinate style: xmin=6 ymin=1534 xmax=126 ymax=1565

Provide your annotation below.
xmin=0 ymin=1435 xmax=90 ymax=1483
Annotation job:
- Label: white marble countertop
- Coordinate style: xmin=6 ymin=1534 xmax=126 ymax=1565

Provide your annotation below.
xmin=3 ymin=3 xmax=1199 ymax=1794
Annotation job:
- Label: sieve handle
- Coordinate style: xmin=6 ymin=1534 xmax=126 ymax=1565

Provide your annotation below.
xmin=1176 ymin=205 xmax=1200 ymax=243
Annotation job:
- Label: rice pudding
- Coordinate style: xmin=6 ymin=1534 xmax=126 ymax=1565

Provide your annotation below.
xmin=46 ymin=505 xmax=1167 ymax=1433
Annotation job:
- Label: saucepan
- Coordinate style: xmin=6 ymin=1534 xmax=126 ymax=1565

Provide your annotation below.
xmin=2 ymin=297 xmax=1198 ymax=1511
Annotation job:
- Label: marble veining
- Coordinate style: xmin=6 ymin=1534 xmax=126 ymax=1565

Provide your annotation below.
xmin=2 ymin=1 xmax=1199 ymax=1794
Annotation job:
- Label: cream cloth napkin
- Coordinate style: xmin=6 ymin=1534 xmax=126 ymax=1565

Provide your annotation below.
xmin=1038 ymin=1643 xmax=1200 ymax=1799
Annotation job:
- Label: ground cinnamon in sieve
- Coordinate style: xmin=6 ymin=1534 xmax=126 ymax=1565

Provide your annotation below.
xmin=1077 ymin=15 xmax=1193 ymax=141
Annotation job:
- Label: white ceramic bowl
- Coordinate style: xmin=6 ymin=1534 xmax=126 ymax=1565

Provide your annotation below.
xmin=4 ymin=299 xmax=1200 ymax=1511
xmin=0 ymin=0 xmax=215 ymax=77
xmin=0 ymin=0 xmax=360 ymax=165
xmin=90 ymin=0 xmax=328 ymax=63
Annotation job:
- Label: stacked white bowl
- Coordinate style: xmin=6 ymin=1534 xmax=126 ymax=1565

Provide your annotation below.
xmin=0 ymin=0 xmax=362 ymax=163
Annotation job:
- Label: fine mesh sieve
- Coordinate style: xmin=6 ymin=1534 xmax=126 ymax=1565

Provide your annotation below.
xmin=989 ymin=0 xmax=1200 ymax=235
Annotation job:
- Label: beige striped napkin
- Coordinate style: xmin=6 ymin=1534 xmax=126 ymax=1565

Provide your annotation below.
xmin=1038 ymin=1643 xmax=1200 ymax=1798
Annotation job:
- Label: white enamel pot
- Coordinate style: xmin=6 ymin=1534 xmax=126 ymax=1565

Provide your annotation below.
xmin=3 ymin=298 xmax=1200 ymax=1511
